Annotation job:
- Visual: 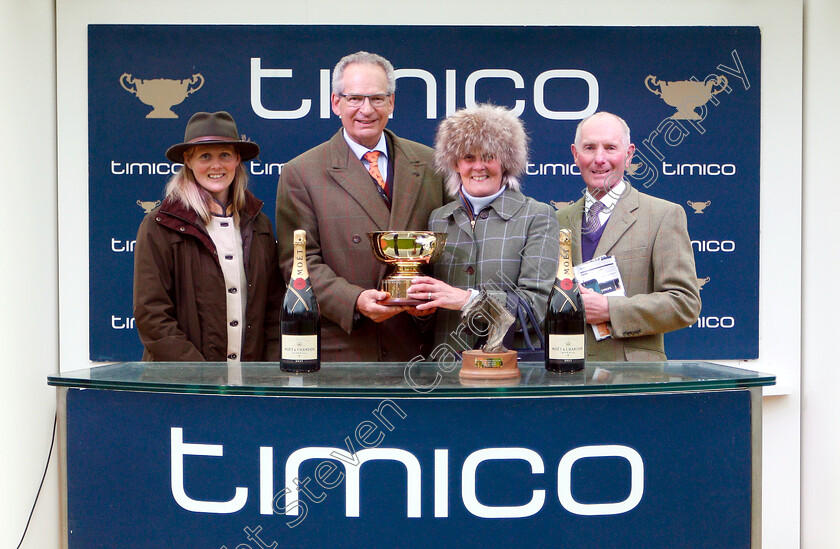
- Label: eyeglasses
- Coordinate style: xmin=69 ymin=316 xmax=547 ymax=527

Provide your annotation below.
xmin=339 ymin=93 xmax=392 ymax=108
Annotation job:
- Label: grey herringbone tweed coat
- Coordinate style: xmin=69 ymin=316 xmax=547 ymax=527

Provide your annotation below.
xmin=429 ymin=188 xmax=560 ymax=352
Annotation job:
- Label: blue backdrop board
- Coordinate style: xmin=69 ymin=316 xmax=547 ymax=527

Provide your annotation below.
xmin=66 ymin=388 xmax=752 ymax=548
xmin=88 ymin=25 xmax=761 ymax=361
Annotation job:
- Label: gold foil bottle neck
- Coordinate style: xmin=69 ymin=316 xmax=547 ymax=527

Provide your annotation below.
xmin=557 ymin=229 xmax=574 ymax=279
xmin=292 ymin=230 xmax=309 ymax=279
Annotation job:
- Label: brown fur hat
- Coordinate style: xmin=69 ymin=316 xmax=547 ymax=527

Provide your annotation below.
xmin=433 ymin=103 xmax=529 ymax=195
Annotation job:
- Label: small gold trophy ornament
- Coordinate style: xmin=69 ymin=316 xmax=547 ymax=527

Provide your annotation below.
xmin=644 ymin=74 xmax=728 ymax=120
xmin=686 ymin=200 xmax=712 ymax=214
xmin=368 ymin=231 xmax=447 ymax=305
xmin=459 ymin=292 xmax=520 ymax=381
xmin=119 ymin=73 xmax=205 ymax=119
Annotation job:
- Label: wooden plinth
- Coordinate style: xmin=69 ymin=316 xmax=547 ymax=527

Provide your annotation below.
xmin=459 ymin=349 xmax=520 ymax=380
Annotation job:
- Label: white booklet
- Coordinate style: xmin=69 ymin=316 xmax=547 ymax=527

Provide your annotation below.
xmin=573 ymin=255 xmax=625 ymax=341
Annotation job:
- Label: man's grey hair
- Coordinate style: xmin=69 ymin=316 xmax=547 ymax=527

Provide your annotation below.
xmin=434 ymin=103 xmax=530 ymax=196
xmin=574 ymin=111 xmax=632 ymax=148
xmin=331 ymin=51 xmax=396 ymax=95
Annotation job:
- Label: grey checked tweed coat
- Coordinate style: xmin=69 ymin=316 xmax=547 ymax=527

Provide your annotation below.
xmin=555 ymin=182 xmax=701 ymax=361
xmin=429 ymin=188 xmax=560 ymax=352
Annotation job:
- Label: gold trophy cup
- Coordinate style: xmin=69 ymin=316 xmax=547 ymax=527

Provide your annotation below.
xmin=368 ymin=231 xmax=447 ymax=305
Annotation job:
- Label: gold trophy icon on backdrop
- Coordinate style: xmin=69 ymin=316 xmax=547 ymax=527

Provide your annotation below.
xmin=645 ymin=74 xmax=728 ymax=120
xmin=368 ymin=231 xmax=446 ymax=305
xmin=119 ymin=73 xmax=205 ymax=118
xmin=137 ymin=200 xmax=161 ymax=214
xmin=687 ymin=200 xmax=712 ymax=214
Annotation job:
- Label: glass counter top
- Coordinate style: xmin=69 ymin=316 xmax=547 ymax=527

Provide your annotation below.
xmin=48 ymin=361 xmax=775 ymax=398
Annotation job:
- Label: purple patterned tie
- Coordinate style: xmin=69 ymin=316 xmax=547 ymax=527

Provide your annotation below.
xmin=585 ymin=201 xmax=605 ymax=234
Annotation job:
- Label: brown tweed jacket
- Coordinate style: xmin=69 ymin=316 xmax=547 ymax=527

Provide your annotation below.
xmin=276 ymin=129 xmax=448 ymax=362
xmin=555 ymin=182 xmax=701 ymax=361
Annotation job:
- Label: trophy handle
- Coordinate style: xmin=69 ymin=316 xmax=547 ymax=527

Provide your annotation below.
xmin=119 ymin=73 xmax=137 ymax=95
xmin=644 ymin=75 xmax=662 ymax=96
xmin=704 ymin=200 xmax=711 ymax=206
xmin=186 ymin=73 xmax=204 ymax=95
xmin=707 ymin=74 xmax=729 ymax=95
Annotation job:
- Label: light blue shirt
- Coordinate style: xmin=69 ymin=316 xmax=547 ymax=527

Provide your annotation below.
xmin=461 ymin=184 xmax=507 ymax=215
xmin=342 ymin=130 xmax=388 ymax=180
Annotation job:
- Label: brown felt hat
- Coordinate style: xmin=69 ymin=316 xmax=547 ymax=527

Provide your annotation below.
xmin=166 ymin=111 xmax=260 ymax=163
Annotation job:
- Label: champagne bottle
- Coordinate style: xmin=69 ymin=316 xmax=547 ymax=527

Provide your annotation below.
xmin=544 ymin=229 xmax=586 ymax=372
xmin=281 ymin=230 xmax=321 ymax=373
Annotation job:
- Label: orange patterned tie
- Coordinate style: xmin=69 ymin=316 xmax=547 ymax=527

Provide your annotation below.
xmin=363 ymin=151 xmax=387 ymax=195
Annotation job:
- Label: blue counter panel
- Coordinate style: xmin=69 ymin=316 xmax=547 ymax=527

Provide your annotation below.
xmin=66 ymin=388 xmax=751 ymax=548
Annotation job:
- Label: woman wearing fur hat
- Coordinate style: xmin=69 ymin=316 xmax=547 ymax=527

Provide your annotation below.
xmin=407 ymin=104 xmax=560 ymax=352
xmin=133 ymin=111 xmax=282 ymax=361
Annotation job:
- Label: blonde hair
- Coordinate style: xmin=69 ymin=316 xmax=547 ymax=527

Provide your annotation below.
xmin=164 ymin=146 xmax=249 ymax=224
xmin=433 ymin=104 xmax=529 ymax=196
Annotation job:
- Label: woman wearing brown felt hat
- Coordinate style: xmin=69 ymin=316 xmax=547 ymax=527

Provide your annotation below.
xmin=133 ymin=111 xmax=282 ymax=362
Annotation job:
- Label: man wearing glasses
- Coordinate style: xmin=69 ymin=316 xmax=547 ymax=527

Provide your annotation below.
xmin=276 ymin=51 xmax=447 ymax=362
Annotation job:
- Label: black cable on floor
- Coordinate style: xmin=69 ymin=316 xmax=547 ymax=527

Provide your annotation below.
xmin=17 ymin=413 xmax=57 ymax=549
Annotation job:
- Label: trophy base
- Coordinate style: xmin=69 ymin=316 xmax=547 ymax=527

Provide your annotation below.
xmin=382 ymin=297 xmax=425 ymax=306
xmin=459 ymin=350 xmax=520 ymax=380
xmin=380 ymin=276 xmax=429 ymax=306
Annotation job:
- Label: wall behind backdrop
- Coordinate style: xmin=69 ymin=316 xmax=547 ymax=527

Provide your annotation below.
xmin=88 ymin=24 xmax=760 ymax=361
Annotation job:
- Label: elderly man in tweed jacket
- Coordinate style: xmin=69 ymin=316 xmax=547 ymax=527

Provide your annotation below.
xmin=555 ymin=112 xmax=701 ymax=361
xmin=408 ymin=104 xmax=559 ymax=352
